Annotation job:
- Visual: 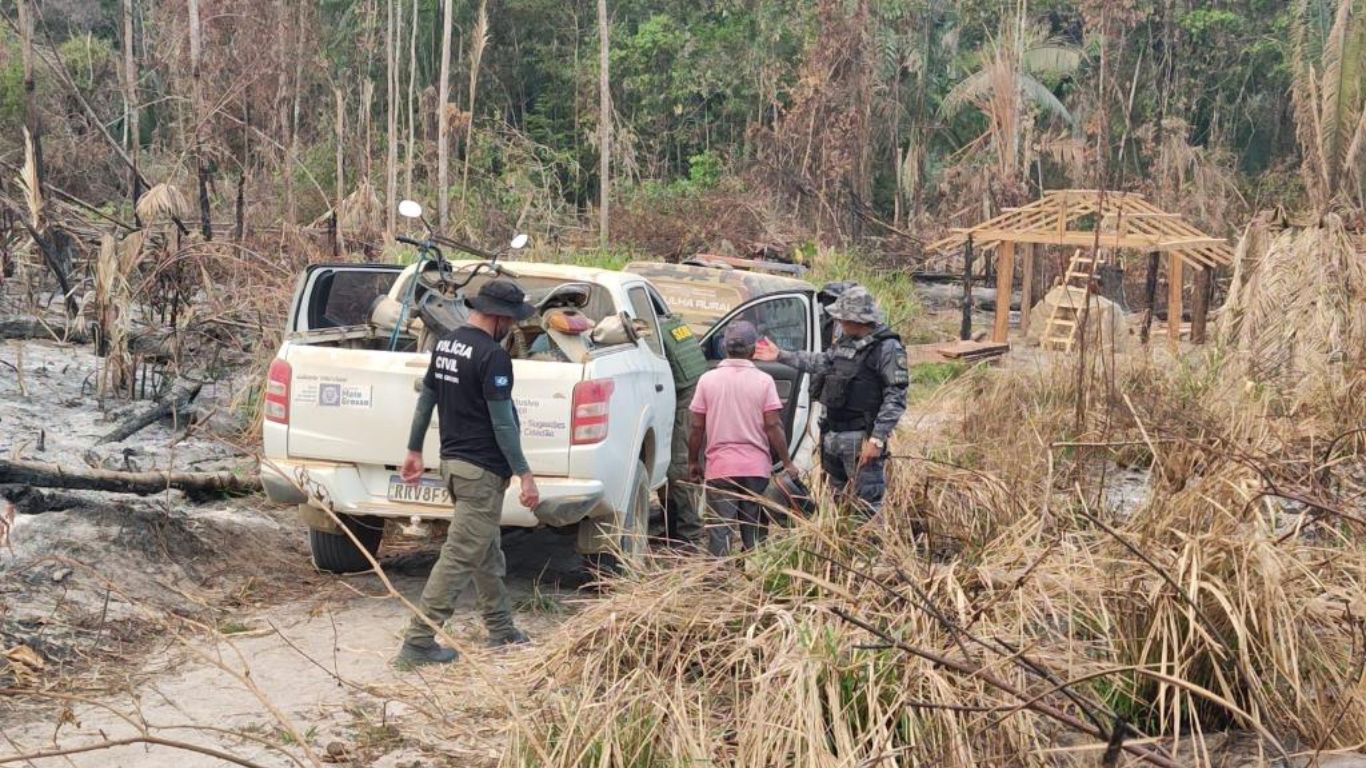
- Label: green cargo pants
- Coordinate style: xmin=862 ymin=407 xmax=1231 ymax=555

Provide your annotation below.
xmin=404 ymin=459 xmax=515 ymax=645
xmin=663 ymin=384 xmax=704 ymax=545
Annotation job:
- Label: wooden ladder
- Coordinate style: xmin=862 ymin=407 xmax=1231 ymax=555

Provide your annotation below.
xmin=1041 ymin=249 xmax=1104 ymax=352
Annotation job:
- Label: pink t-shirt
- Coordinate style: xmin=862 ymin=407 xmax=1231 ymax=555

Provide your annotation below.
xmin=689 ymin=359 xmax=783 ymax=480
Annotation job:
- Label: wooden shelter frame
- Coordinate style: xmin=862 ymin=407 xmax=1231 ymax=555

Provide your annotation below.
xmin=926 ymin=190 xmax=1234 ymax=350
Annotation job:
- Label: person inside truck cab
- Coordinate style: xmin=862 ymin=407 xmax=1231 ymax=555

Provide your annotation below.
xmin=395 ymin=279 xmax=541 ymax=667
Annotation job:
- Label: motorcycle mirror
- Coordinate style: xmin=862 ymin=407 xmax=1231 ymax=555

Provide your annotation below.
xmin=509 ymin=233 xmax=529 ymax=250
xmin=398 ymin=200 xmax=423 ymax=219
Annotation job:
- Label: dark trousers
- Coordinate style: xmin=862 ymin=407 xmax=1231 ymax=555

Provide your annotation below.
xmin=405 ymin=459 xmax=514 ymax=645
xmin=663 ymin=385 xmax=704 ymax=544
xmin=705 ymin=476 xmax=769 ymax=556
xmin=821 ymin=430 xmax=886 ymax=517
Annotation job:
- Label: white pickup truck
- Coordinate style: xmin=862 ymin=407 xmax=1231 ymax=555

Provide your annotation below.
xmin=261 ymin=254 xmax=827 ymax=573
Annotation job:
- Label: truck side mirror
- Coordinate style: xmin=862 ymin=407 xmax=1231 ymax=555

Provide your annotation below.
xmin=398 ymin=200 xmax=423 ymax=219
xmin=510 ymin=233 xmax=529 ymax=250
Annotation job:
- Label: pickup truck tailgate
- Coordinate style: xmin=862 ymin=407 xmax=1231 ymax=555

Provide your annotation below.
xmin=507 ymin=359 xmax=581 ymax=475
xmin=284 ymin=346 xmax=575 ymax=475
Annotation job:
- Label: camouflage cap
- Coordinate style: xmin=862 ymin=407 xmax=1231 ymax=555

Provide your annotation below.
xmin=826 ymin=285 xmax=884 ymax=324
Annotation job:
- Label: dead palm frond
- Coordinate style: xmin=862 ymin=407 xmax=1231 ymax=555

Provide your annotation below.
xmin=1219 ymin=213 xmax=1366 ymax=410
xmin=1292 ymin=0 xmax=1366 ymax=209
xmin=95 ymin=233 xmax=135 ymax=395
xmin=136 ymin=183 xmax=191 ymax=225
xmin=17 ymin=127 xmax=43 ymax=232
xmin=1137 ymin=118 xmax=1245 ymax=232
xmin=336 ymin=181 xmax=383 ymax=237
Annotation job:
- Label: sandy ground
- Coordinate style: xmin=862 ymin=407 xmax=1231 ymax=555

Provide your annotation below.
xmin=0 ymin=340 xmax=591 ymax=766
xmin=2 ymin=528 xmax=587 ymax=768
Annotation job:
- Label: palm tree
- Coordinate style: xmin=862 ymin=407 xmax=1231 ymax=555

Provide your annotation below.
xmin=1292 ymin=0 xmax=1366 ymax=210
xmin=941 ymin=22 xmax=1081 ymax=183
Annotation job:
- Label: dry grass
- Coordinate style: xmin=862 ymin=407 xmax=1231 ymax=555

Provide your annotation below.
xmin=483 ymin=350 xmax=1366 ymax=767
xmin=1219 ymin=212 xmax=1366 ymax=415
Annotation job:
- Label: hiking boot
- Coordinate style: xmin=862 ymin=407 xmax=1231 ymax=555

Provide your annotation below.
xmin=486 ymin=628 xmax=530 ymax=649
xmin=395 ymin=640 xmax=459 ymax=667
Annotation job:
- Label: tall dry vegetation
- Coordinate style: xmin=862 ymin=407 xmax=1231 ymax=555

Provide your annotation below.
xmin=1292 ymin=0 xmax=1366 ymax=212
xmin=493 ymin=353 xmax=1366 ymax=766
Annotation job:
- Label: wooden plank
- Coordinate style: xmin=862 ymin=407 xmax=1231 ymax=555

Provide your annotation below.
xmin=1172 ymin=250 xmax=1218 ymax=269
xmin=957 ymin=229 xmax=1225 ymax=250
xmin=1020 ymin=243 xmax=1035 ymax=335
xmin=1167 ymin=254 xmax=1183 ymax=353
xmin=993 ymin=241 xmax=1014 ymax=343
xmin=1054 ymin=189 xmax=1147 ymax=199
xmin=1191 ymin=265 xmax=1211 ymax=344
xmin=960 ymin=237 xmax=974 ymax=340
xmin=936 ymin=340 xmax=1010 ymax=360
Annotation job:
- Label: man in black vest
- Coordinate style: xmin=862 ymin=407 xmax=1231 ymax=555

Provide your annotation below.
xmin=395 ymin=279 xmax=539 ymax=666
xmin=754 ymin=285 xmax=907 ymax=516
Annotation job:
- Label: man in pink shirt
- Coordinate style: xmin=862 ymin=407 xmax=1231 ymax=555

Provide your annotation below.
xmin=687 ymin=321 xmax=797 ymax=556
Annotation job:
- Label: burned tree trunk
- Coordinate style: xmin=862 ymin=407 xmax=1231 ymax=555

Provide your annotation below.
xmin=460 ymin=1 xmax=489 ymax=213
xmin=235 ymin=101 xmax=248 ymax=242
xmin=597 ymin=0 xmax=611 ymax=246
xmin=123 ymin=0 xmax=142 ymax=214
xmin=960 ymin=236 xmax=974 ymax=341
xmin=17 ymin=0 xmax=43 ymax=205
xmin=334 ymin=86 xmax=346 ymax=213
xmin=96 ymin=379 xmax=203 ymax=445
xmin=436 ymin=0 xmax=454 ymax=230
xmin=385 ymin=0 xmax=399 ymax=239
xmin=189 ymin=0 xmax=212 ymax=240
xmin=0 ymin=458 xmax=259 ymax=499
xmin=1140 ymin=251 xmax=1160 ymax=344
xmin=0 ymin=317 xmax=88 ymax=343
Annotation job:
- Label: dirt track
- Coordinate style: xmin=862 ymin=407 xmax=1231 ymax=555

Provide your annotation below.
xmin=1 ymin=340 xmax=588 ymax=766
xmin=3 ymin=515 xmax=587 ymax=767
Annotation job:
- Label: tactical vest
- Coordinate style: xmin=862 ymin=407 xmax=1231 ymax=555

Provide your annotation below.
xmin=658 ymin=313 xmax=708 ymax=391
xmin=819 ymin=327 xmax=900 ymax=433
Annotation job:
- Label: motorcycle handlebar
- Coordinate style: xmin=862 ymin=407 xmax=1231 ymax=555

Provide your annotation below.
xmin=431 ymin=234 xmax=497 ymax=261
xmin=398 ymin=232 xmax=516 ymax=286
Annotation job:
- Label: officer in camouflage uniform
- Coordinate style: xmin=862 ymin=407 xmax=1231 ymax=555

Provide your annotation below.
xmin=656 ymin=311 xmax=710 ymax=547
xmin=755 ymin=285 xmax=907 ymax=516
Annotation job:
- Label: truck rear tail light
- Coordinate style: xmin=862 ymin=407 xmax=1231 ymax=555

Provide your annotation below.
xmin=265 ymin=359 xmax=292 ymax=424
xmin=571 ymin=379 xmax=614 ymax=445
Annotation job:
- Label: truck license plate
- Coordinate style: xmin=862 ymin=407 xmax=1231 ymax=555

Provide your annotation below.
xmin=387 ymin=475 xmax=451 ymax=506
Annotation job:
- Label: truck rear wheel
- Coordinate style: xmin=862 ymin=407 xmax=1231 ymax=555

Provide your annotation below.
xmin=308 ymin=514 xmax=384 ymax=573
xmin=585 ymin=459 xmax=651 ymax=576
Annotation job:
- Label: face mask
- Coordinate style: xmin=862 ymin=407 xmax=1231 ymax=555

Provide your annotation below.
xmin=493 ymin=318 xmax=514 ymax=342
